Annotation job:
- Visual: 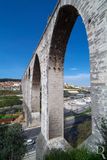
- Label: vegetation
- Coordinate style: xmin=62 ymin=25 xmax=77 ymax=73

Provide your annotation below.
xmin=0 ymin=123 xmax=27 ymax=160
xmin=65 ymin=120 xmax=91 ymax=147
xmin=44 ymin=148 xmax=102 ymax=160
xmin=0 ymin=106 xmax=23 ymax=115
xmin=0 ymin=96 xmax=22 ymax=108
xmin=45 ymin=118 xmax=107 ymax=160
xmin=0 ymin=90 xmax=22 ymax=96
xmin=64 ymin=107 xmax=91 ymax=147
xmin=0 ymin=114 xmax=19 ymax=119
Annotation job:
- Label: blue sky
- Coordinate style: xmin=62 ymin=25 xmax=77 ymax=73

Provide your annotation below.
xmin=0 ymin=0 xmax=90 ymax=86
xmin=64 ymin=16 xmax=90 ymax=86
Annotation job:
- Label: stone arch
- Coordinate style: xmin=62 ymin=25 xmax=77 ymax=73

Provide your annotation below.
xmin=31 ymin=54 xmax=41 ymax=127
xmin=31 ymin=54 xmax=41 ymax=112
xmin=48 ymin=5 xmax=91 ymax=140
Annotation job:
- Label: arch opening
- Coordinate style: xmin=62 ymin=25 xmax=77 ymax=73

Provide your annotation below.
xmin=48 ymin=5 xmax=91 ymax=145
xmin=31 ymin=54 xmax=41 ymax=127
xmin=64 ymin=16 xmax=91 ymax=147
xmin=28 ymin=67 xmax=30 ymax=79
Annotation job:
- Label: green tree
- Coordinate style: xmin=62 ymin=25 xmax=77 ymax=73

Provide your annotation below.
xmin=0 ymin=123 xmax=27 ymax=160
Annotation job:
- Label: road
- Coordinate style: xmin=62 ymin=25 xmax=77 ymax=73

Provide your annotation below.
xmin=24 ymin=127 xmax=41 ymax=139
xmin=24 ymin=127 xmax=41 ymax=153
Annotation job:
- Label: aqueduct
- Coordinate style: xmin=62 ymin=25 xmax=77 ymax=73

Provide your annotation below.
xmin=22 ymin=0 xmax=107 ymax=159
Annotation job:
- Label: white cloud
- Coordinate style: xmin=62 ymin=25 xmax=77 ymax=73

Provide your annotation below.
xmin=64 ymin=73 xmax=90 ymax=86
xmin=70 ymin=68 xmax=78 ymax=71
xmin=64 ymin=73 xmax=90 ymax=81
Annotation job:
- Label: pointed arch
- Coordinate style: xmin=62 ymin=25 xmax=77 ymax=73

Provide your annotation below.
xmin=31 ymin=54 xmax=41 ymax=113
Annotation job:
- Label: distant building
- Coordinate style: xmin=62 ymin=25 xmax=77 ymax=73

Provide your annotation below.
xmin=0 ymin=81 xmax=21 ymax=91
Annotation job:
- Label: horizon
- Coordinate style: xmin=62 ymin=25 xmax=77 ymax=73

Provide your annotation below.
xmin=0 ymin=78 xmax=90 ymax=88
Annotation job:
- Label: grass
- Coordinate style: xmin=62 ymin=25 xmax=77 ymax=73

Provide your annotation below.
xmin=0 ymin=96 xmax=22 ymax=108
xmin=64 ymin=106 xmax=91 ymax=147
xmin=76 ymin=108 xmax=91 ymax=116
xmin=0 ymin=90 xmax=22 ymax=96
xmin=0 ymin=112 xmax=21 ymax=119
xmin=44 ymin=148 xmax=102 ymax=160
xmin=74 ymin=120 xmax=91 ymax=146
xmin=64 ymin=119 xmax=92 ymax=147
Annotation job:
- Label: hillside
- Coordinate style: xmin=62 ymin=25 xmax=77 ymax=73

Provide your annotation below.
xmin=0 ymin=79 xmax=21 ymax=82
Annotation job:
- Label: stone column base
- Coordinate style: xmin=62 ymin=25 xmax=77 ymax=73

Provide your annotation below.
xmin=36 ymin=133 xmax=71 ymax=160
xmin=47 ymin=137 xmax=71 ymax=150
xmin=36 ymin=133 xmax=103 ymax=160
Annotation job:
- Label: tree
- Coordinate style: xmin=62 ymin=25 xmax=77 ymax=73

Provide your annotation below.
xmin=0 ymin=123 xmax=27 ymax=160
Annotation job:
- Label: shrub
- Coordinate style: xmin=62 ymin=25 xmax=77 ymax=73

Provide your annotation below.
xmin=44 ymin=148 xmax=102 ymax=160
xmin=0 ymin=123 xmax=27 ymax=160
xmin=44 ymin=149 xmax=71 ymax=160
xmin=68 ymin=148 xmax=101 ymax=160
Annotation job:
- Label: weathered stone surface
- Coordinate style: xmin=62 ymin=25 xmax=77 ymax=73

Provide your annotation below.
xmin=36 ymin=134 xmax=71 ymax=160
xmin=36 ymin=133 xmax=47 ymax=160
xmin=47 ymin=137 xmax=71 ymax=150
xmin=22 ymin=0 xmax=107 ymax=159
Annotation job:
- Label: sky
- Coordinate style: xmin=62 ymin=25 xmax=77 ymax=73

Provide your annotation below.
xmin=0 ymin=0 xmax=90 ymax=86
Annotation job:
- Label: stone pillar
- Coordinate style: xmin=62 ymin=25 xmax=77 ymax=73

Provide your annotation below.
xmin=83 ymin=3 xmax=107 ymax=150
xmin=48 ymin=68 xmax=64 ymax=139
xmin=31 ymin=84 xmax=40 ymax=112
